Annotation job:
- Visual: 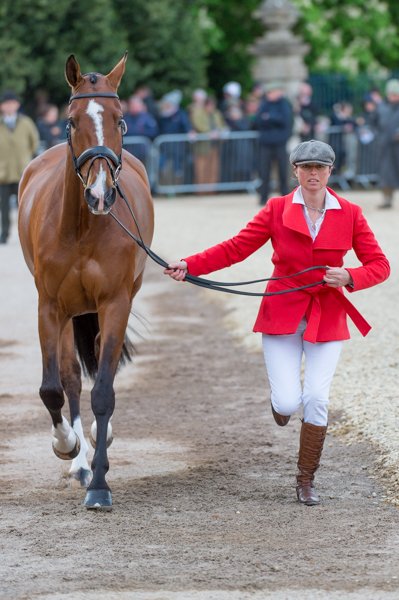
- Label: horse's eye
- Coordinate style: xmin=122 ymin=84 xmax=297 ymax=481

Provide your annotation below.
xmin=119 ymin=118 xmax=127 ymax=135
xmin=68 ymin=117 xmax=76 ymax=129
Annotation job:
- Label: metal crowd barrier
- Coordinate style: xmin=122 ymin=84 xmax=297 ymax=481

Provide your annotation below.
xmin=151 ymin=131 xmax=262 ymax=195
xmin=317 ymin=125 xmax=379 ymax=191
xmin=122 ymin=135 xmax=155 ymax=188
xmin=37 ymin=127 xmax=381 ymax=195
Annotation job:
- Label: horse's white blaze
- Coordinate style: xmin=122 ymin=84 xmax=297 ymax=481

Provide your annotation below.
xmin=70 ymin=416 xmax=90 ymax=473
xmin=90 ymin=164 xmax=107 ymax=208
xmin=52 ymin=415 xmax=76 ymax=454
xmin=86 ymin=99 xmax=104 ymax=145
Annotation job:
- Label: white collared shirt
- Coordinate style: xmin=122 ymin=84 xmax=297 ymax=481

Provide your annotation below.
xmin=292 ymin=186 xmax=341 ymax=241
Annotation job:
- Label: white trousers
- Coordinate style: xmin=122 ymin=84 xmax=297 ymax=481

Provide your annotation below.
xmin=262 ymin=318 xmax=343 ymax=426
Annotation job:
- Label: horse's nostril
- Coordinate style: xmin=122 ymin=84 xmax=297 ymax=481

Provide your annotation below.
xmin=84 ymin=189 xmax=98 ymax=208
xmin=104 ymin=187 xmax=116 ymax=208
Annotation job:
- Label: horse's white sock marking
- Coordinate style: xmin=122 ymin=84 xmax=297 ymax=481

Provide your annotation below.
xmin=86 ymin=99 xmax=104 ymax=145
xmin=91 ymin=419 xmax=113 ymax=443
xmin=70 ymin=416 xmax=90 ymax=473
xmin=52 ymin=415 xmax=76 ymax=454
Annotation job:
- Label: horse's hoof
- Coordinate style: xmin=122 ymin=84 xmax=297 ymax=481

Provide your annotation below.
xmin=68 ymin=468 xmax=92 ymax=489
xmin=52 ymin=432 xmax=80 ymax=460
xmin=83 ymin=489 xmax=113 ymax=511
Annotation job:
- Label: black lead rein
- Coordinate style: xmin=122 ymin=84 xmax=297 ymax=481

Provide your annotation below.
xmin=110 ymin=183 xmax=329 ymax=298
xmin=67 ymin=89 xmax=328 ymax=297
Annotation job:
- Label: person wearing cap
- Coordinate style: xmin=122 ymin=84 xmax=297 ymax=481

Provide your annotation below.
xmin=255 ymin=81 xmax=293 ymax=206
xmin=220 ymin=82 xmax=242 ymax=118
xmin=371 ymin=78 xmax=399 ymax=208
xmin=158 ymin=90 xmax=195 ymax=184
xmin=163 ymin=139 xmax=390 ymax=506
xmin=0 ymin=91 xmax=39 ymax=243
xmin=188 ymin=88 xmax=208 ymax=118
xmin=296 ymin=82 xmax=319 ymax=142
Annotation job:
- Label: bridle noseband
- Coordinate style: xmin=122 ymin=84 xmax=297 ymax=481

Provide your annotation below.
xmin=66 ymin=92 xmax=127 ymax=189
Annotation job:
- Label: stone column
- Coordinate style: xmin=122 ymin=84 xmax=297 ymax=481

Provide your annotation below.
xmin=250 ymin=0 xmax=309 ymax=102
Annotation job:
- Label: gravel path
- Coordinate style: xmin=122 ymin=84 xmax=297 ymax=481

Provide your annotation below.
xmin=0 ymin=192 xmax=399 ymax=600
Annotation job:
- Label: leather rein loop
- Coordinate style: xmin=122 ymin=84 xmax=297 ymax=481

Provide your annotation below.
xmin=66 ymin=92 xmax=125 ymax=188
xmin=110 ymin=183 xmax=329 ymax=297
xmin=67 ymin=92 xmax=329 ymax=297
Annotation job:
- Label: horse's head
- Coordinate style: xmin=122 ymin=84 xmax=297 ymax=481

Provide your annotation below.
xmin=65 ymin=54 xmax=128 ymax=215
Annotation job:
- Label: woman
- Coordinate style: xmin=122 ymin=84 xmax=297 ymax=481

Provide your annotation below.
xmin=191 ymin=96 xmax=226 ymax=192
xmin=164 ymin=140 xmax=390 ymax=506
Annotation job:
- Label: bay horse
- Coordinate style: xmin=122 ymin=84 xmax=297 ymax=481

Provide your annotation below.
xmin=18 ymin=54 xmax=154 ymax=509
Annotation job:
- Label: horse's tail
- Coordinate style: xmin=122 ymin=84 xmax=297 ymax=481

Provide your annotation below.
xmin=72 ymin=313 xmax=134 ymax=381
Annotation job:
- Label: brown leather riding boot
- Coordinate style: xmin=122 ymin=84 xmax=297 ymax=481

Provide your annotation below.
xmin=270 ymin=398 xmax=290 ymax=426
xmin=296 ymin=421 xmax=327 ymax=505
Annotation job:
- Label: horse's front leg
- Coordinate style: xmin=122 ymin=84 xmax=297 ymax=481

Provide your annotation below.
xmin=83 ymin=299 xmax=130 ymax=510
xmin=38 ymin=299 xmax=80 ymax=460
xmin=60 ymin=320 xmax=91 ymax=488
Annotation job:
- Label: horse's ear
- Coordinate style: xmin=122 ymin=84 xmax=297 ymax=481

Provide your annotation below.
xmin=105 ymin=52 xmax=128 ymax=90
xmin=65 ymin=54 xmax=84 ymax=89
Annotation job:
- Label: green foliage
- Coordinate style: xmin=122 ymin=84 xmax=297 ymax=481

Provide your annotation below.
xmin=199 ymin=0 xmax=263 ymax=96
xmin=112 ymin=0 xmax=207 ymax=99
xmin=3 ymin=0 xmax=399 ymax=113
xmin=0 ymin=0 xmax=208 ymax=110
xmin=0 ymin=0 xmax=128 ymax=108
xmin=291 ymin=0 xmax=399 ymax=74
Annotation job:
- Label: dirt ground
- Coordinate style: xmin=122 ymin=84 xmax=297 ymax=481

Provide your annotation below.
xmin=1 ymin=202 xmax=399 ymax=600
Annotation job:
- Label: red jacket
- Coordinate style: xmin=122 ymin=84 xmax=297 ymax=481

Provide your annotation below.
xmin=184 ymin=188 xmax=390 ymax=343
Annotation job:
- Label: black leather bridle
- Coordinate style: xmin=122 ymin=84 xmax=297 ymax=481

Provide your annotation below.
xmin=66 ymin=92 xmax=127 ymax=189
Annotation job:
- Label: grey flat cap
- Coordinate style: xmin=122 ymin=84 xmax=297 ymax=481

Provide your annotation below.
xmin=386 ymin=79 xmax=399 ymax=95
xmin=290 ymin=139 xmax=335 ymax=166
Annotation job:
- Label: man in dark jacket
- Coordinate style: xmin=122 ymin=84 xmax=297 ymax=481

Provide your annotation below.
xmin=297 ymin=83 xmax=319 ymax=141
xmin=372 ymin=79 xmax=399 ymax=208
xmin=255 ymin=82 xmax=292 ymax=205
xmin=123 ymin=95 xmax=158 ymax=164
xmin=158 ymin=90 xmax=195 ymax=183
xmin=134 ymin=85 xmax=160 ymax=124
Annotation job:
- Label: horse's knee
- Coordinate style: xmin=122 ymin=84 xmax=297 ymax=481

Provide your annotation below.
xmin=91 ymin=381 xmax=115 ymax=418
xmin=39 ymin=383 xmax=65 ymax=413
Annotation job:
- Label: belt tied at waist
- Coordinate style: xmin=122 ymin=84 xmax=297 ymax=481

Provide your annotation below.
xmin=273 ymin=269 xmax=371 ymax=343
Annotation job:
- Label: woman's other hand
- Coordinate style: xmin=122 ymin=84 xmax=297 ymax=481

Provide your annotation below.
xmin=323 ymin=266 xmax=353 ymax=288
xmin=163 ymin=260 xmax=188 ymax=281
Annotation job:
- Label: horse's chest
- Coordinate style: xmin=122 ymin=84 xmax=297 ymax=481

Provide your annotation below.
xmin=41 ymin=254 xmax=117 ymax=313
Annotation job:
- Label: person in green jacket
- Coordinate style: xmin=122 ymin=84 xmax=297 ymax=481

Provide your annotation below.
xmin=191 ymin=96 xmax=227 ymax=193
xmin=0 ymin=91 xmax=39 ymax=243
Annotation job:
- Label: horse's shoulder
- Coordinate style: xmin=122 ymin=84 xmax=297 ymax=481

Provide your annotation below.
xmin=122 ymin=149 xmax=148 ymax=178
xmin=120 ymin=149 xmax=151 ymax=192
xmin=22 ymin=145 xmax=66 ymax=183
xmin=20 ymin=145 xmax=66 ymax=206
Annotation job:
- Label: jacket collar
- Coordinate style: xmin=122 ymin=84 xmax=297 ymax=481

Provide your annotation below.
xmin=282 ymin=187 xmax=352 ymax=248
xmin=283 ymin=188 xmax=311 ymax=237
xmin=292 ymin=186 xmax=341 ymax=210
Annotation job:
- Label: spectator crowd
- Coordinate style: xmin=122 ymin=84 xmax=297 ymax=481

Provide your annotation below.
xmin=1 ymin=76 xmax=399 ymax=243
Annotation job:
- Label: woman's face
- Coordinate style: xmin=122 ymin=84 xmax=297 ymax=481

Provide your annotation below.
xmin=294 ymin=163 xmax=332 ymax=192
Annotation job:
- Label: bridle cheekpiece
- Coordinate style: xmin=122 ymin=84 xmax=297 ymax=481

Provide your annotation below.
xmin=66 ymin=92 xmax=127 ymax=189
